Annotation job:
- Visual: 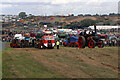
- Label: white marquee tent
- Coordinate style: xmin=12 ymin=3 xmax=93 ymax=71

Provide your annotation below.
xmin=89 ymin=26 xmax=119 ymax=30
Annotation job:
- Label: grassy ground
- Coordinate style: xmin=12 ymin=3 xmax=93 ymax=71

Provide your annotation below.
xmin=2 ymin=46 xmax=119 ymax=78
xmin=0 ymin=50 xmax=2 ymax=79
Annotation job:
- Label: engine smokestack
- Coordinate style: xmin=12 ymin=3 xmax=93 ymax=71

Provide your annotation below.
xmin=94 ymin=24 xmax=96 ymax=34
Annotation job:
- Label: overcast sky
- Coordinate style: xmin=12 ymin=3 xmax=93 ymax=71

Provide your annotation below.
xmin=1 ymin=0 xmax=120 ymax=16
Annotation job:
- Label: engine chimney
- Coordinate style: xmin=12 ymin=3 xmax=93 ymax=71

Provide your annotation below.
xmin=94 ymin=24 xmax=96 ymax=34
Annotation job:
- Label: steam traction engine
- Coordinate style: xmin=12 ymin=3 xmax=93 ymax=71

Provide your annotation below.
xmin=78 ymin=25 xmax=104 ymax=48
xmin=10 ymin=34 xmax=24 ymax=48
xmin=63 ymin=36 xmax=79 ymax=47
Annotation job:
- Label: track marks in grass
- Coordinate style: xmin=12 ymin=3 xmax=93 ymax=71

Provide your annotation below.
xmin=3 ymin=46 xmax=118 ymax=78
xmin=3 ymin=49 xmax=64 ymax=78
xmin=29 ymin=51 xmax=91 ymax=78
xmin=63 ymin=49 xmax=118 ymax=72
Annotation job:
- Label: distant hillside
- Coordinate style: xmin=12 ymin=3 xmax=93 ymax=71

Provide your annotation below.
xmin=2 ymin=15 xmax=120 ymax=28
xmin=36 ymin=16 xmax=119 ymax=25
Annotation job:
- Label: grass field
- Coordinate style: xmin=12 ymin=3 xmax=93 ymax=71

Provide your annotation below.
xmin=2 ymin=46 xmax=119 ymax=78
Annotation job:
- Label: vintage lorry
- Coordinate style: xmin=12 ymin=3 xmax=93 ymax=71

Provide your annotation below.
xmin=34 ymin=34 xmax=55 ymax=49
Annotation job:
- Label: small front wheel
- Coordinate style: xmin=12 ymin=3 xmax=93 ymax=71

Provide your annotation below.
xmin=98 ymin=40 xmax=104 ymax=48
xmin=88 ymin=39 xmax=95 ymax=48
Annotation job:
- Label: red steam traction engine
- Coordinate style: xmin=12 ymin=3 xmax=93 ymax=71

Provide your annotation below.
xmin=78 ymin=25 xmax=104 ymax=48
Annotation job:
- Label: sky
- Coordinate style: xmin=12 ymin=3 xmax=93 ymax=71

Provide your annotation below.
xmin=1 ymin=0 xmax=120 ymax=16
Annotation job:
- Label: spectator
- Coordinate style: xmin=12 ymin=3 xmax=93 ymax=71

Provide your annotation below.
xmin=109 ymin=40 xmax=112 ymax=46
xmin=104 ymin=40 xmax=107 ymax=46
xmin=56 ymin=40 xmax=60 ymax=49
xmin=114 ymin=40 xmax=117 ymax=46
xmin=60 ymin=40 xmax=62 ymax=46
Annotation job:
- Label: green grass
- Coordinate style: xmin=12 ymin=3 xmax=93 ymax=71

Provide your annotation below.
xmin=13 ymin=29 xmax=31 ymax=32
xmin=42 ymin=47 xmax=118 ymax=78
xmin=2 ymin=49 xmax=64 ymax=78
xmin=5 ymin=47 xmax=12 ymax=51
xmin=2 ymin=46 xmax=118 ymax=78
xmin=0 ymin=50 xmax=2 ymax=79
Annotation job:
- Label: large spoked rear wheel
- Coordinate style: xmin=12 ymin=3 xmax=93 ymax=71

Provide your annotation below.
xmin=98 ymin=40 xmax=104 ymax=48
xmin=88 ymin=39 xmax=95 ymax=48
xmin=78 ymin=36 xmax=86 ymax=48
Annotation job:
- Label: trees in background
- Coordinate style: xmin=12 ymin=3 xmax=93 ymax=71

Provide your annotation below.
xmin=77 ymin=13 xmax=119 ymax=17
xmin=80 ymin=19 xmax=96 ymax=27
xmin=19 ymin=12 xmax=27 ymax=19
xmin=117 ymin=20 xmax=120 ymax=25
xmin=109 ymin=13 xmax=118 ymax=17
xmin=66 ymin=19 xmax=96 ymax=29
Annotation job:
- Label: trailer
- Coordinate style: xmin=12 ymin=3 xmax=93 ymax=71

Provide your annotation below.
xmin=97 ymin=34 xmax=108 ymax=41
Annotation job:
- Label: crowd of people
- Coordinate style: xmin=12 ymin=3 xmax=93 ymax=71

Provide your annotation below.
xmin=1 ymin=29 xmax=120 ymax=47
xmin=104 ymin=40 xmax=120 ymax=47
